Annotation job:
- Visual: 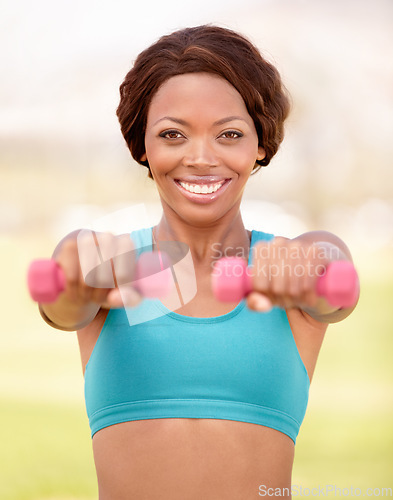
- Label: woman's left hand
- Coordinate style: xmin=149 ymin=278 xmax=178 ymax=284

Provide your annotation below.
xmin=246 ymin=231 xmax=355 ymax=320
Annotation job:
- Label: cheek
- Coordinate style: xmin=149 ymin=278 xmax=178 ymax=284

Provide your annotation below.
xmin=148 ymin=150 xmax=176 ymax=176
xmin=228 ymin=142 xmax=259 ymax=171
xmin=144 ymin=137 xmax=172 ymax=173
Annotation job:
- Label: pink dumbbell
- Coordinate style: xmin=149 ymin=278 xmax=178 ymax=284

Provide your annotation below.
xmin=212 ymin=257 xmax=359 ymax=308
xmin=27 ymin=251 xmax=172 ymax=303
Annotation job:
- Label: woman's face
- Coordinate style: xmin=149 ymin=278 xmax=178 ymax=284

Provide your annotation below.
xmin=143 ymin=72 xmax=265 ymax=227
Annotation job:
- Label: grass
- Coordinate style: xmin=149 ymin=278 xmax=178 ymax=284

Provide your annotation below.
xmin=1 ymin=236 xmax=392 ymax=498
xmin=0 ymin=399 xmax=97 ymax=500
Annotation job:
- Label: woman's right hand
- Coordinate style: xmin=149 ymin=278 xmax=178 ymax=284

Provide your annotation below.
xmin=40 ymin=229 xmax=142 ymax=330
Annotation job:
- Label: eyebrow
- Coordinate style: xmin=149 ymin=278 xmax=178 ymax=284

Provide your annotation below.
xmin=152 ymin=115 xmax=247 ymax=127
xmin=213 ymin=116 xmax=247 ymax=126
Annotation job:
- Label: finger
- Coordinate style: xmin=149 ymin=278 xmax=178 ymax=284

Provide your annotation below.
xmin=89 ymin=232 xmax=117 ymax=289
xmin=90 ymin=286 xmax=111 ymax=305
xmin=268 ymin=239 xmax=287 ymax=297
xmin=104 ymin=286 xmax=143 ymax=309
xmin=250 ymin=242 xmax=271 ymax=293
xmin=111 ymin=234 xmax=137 ymax=287
xmin=276 ymin=295 xmax=298 ymax=310
xmin=76 ymin=230 xmax=108 ymax=288
xmin=247 ymin=292 xmax=272 ymax=312
xmin=57 ymin=238 xmax=83 ymax=302
xmin=287 ymin=241 xmax=302 ymax=298
xmin=298 ymin=252 xmax=322 ymax=305
xmin=300 ymin=289 xmax=319 ymax=309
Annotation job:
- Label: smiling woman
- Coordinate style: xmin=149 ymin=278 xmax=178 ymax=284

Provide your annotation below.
xmin=36 ymin=24 xmax=359 ymax=500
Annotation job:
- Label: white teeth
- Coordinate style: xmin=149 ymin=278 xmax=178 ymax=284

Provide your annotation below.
xmin=178 ymin=181 xmax=224 ymax=194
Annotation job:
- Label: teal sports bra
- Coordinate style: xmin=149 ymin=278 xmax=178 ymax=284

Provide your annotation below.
xmin=84 ymin=228 xmax=310 ymax=444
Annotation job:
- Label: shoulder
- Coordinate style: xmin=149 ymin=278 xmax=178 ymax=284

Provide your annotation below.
xmin=252 ymin=229 xmax=350 ymax=247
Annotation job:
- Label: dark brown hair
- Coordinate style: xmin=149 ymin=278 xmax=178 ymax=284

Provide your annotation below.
xmin=116 ymin=25 xmax=290 ymax=177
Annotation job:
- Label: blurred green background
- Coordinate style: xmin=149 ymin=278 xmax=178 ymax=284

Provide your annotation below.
xmin=1 ymin=0 xmax=392 ymax=498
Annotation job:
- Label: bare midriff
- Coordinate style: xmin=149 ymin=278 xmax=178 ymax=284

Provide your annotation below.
xmin=92 ymin=418 xmax=294 ymax=500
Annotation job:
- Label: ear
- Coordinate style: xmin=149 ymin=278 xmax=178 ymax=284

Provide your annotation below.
xmin=257 ymin=147 xmax=266 ymax=161
xmin=140 ymin=153 xmax=147 ymax=162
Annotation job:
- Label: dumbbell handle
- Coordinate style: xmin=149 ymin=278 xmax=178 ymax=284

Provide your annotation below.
xmin=212 ymin=258 xmax=359 ymax=309
xmin=27 ymin=251 xmax=172 ymax=303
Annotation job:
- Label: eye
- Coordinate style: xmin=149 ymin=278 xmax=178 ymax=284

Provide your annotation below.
xmin=219 ymin=130 xmax=243 ymax=140
xmin=159 ymin=129 xmax=184 ymax=140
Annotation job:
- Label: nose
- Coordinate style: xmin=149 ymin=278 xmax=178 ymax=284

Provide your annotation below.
xmin=183 ymin=137 xmax=219 ymax=168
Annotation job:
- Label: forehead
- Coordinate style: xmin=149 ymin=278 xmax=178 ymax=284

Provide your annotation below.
xmin=147 ymin=73 xmax=250 ymax=123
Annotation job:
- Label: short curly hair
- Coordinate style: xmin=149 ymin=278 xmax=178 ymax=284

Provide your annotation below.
xmin=116 ymin=25 xmax=290 ymax=178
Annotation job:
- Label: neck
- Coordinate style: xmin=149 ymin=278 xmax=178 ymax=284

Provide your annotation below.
xmin=153 ymin=211 xmax=251 ymax=265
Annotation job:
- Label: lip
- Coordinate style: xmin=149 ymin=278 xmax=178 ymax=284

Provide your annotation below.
xmin=173 ymin=178 xmax=232 ymax=204
xmin=175 ymin=175 xmax=229 ymax=185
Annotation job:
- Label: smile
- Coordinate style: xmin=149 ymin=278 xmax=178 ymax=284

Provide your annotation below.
xmin=177 ymin=180 xmax=225 ymax=194
xmin=174 ymin=177 xmax=231 ymax=204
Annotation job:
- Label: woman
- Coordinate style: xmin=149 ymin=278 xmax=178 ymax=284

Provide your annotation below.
xmin=39 ymin=25 xmax=358 ymax=499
